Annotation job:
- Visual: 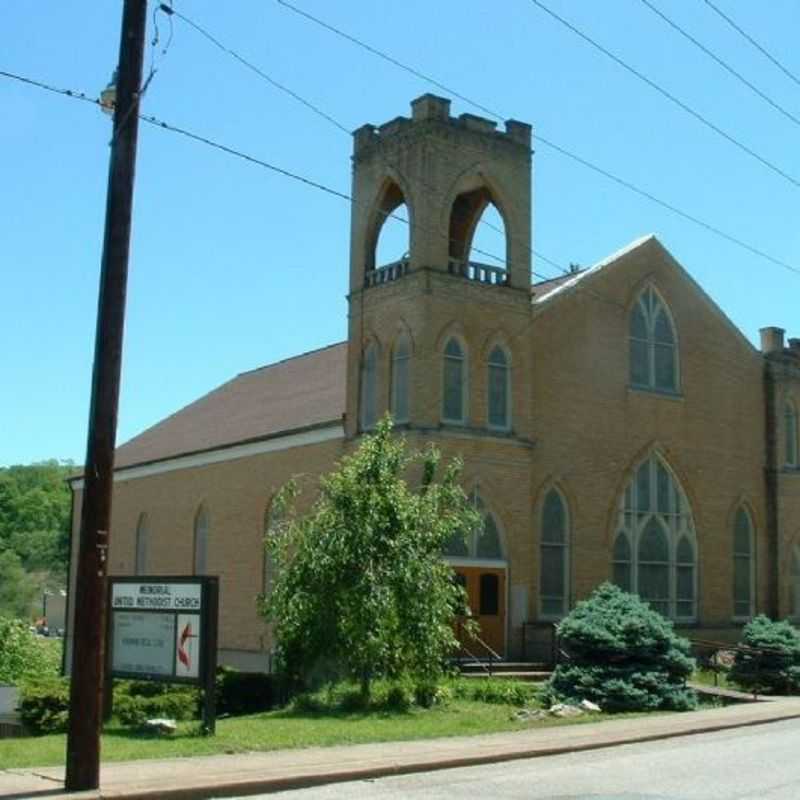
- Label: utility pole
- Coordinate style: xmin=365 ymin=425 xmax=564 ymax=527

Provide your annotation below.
xmin=65 ymin=0 xmax=147 ymax=791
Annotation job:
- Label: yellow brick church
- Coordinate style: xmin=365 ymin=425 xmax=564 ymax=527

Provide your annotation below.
xmin=67 ymin=96 xmax=800 ymax=669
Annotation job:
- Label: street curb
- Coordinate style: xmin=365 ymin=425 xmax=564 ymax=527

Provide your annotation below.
xmin=27 ymin=707 xmax=800 ymax=800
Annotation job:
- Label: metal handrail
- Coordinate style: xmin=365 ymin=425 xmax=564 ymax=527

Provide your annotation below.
xmin=455 ymin=615 xmax=501 ymax=677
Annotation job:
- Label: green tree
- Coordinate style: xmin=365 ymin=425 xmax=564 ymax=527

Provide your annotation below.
xmin=0 ymin=460 xmax=74 ymax=576
xmin=0 ymin=551 xmax=37 ymax=620
xmin=729 ymin=615 xmax=800 ymax=695
xmin=547 ymin=583 xmax=697 ymax=712
xmin=261 ymin=417 xmax=478 ymax=696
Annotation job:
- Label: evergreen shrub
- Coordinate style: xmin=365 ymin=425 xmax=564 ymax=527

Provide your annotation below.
xmin=547 ymin=583 xmax=697 ymax=712
xmin=729 ymin=615 xmax=800 ymax=695
xmin=18 ymin=677 xmax=70 ymax=734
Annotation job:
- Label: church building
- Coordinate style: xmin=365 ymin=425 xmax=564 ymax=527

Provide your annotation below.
xmin=67 ymin=95 xmax=800 ymax=669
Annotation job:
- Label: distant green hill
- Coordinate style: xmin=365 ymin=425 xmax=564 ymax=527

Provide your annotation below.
xmin=0 ymin=460 xmax=74 ymax=618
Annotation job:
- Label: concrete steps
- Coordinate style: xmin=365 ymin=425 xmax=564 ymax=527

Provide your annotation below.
xmin=457 ymin=661 xmax=552 ymax=682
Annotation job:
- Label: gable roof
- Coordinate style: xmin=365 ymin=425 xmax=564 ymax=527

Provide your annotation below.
xmin=113 ymin=342 xmax=347 ymax=470
xmin=532 ymin=233 xmax=758 ymax=355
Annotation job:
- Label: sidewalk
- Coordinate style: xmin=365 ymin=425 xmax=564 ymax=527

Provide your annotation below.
xmin=3 ymin=697 xmax=800 ymax=800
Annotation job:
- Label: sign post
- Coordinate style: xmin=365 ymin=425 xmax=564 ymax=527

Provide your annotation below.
xmin=107 ymin=576 xmax=219 ymax=733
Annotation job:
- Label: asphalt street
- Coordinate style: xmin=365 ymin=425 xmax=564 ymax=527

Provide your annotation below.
xmin=227 ymin=718 xmax=800 ymax=800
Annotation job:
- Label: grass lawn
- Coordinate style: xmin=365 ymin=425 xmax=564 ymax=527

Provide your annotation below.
xmin=0 ymin=690 xmax=656 ymax=770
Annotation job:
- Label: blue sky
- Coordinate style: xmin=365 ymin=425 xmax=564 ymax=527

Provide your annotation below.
xmin=2 ymin=1 xmax=799 ymax=467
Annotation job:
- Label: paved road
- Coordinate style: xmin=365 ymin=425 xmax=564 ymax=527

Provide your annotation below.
xmin=229 ymin=719 xmax=800 ymax=799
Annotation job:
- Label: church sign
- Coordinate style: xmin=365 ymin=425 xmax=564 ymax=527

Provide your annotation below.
xmin=107 ymin=576 xmax=219 ymax=732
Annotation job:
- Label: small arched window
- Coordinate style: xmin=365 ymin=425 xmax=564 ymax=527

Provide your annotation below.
xmin=613 ymin=453 xmax=696 ymax=620
xmin=391 ymin=333 xmax=411 ymax=424
xmin=785 ymin=401 xmax=798 ymax=467
xmin=134 ymin=513 xmax=148 ymax=576
xmin=443 ymin=337 xmax=467 ymax=424
xmin=539 ymin=489 xmax=569 ymax=619
xmin=733 ymin=507 xmax=755 ymax=620
xmin=360 ymin=342 xmax=378 ymax=431
xmin=443 ymin=493 xmax=504 ymax=560
xmin=263 ymin=503 xmax=283 ymax=600
xmin=193 ymin=505 xmax=209 ymax=575
xmin=487 ymin=345 xmax=510 ymax=430
xmin=629 ymin=287 xmax=678 ymax=393
xmin=791 ymin=546 xmax=800 ymax=621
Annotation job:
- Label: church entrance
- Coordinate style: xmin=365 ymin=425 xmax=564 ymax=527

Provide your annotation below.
xmin=453 ymin=565 xmax=507 ymax=658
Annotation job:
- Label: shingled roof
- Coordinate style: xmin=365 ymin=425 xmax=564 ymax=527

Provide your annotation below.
xmin=113 ymin=342 xmax=347 ymax=470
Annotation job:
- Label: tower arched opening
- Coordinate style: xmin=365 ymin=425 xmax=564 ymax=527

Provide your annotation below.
xmin=365 ymin=180 xmax=410 ymax=285
xmin=448 ymin=187 xmax=508 ymax=286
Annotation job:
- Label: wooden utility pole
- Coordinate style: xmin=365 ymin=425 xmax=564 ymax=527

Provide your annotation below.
xmin=65 ymin=0 xmax=147 ymax=791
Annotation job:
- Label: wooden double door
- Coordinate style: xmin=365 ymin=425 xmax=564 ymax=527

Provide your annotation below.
xmin=454 ymin=565 xmax=506 ymax=657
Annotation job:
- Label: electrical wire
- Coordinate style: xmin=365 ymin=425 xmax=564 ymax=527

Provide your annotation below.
xmin=527 ymin=0 xmax=800 ymax=189
xmin=168 ymin=4 xmax=565 ymax=280
xmin=638 ymin=0 xmax=800 ymax=130
xmin=703 ymin=0 xmax=800 ymax=90
xmin=273 ymin=0 xmax=800 ymax=278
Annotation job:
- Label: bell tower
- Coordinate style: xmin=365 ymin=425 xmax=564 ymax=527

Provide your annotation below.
xmin=345 ymin=95 xmax=534 ymax=439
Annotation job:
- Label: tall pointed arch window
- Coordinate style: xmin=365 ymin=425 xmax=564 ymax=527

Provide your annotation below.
xmin=487 ymin=345 xmax=511 ymax=430
xmin=612 ymin=454 xmax=696 ymax=620
xmin=443 ymin=337 xmax=467 ymax=424
xmin=792 ymin=547 xmax=800 ymax=621
xmin=193 ymin=505 xmax=209 ymax=575
xmin=134 ymin=513 xmax=148 ymax=576
xmin=360 ymin=342 xmax=378 ymax=431
xmin=443 ymin=493 xmax=504 ymax=560
xmin=629 ymin=287 xmax=678 ymax=393
xmin=539 ymin=489 xmax=569 ymax=619
xmin=733 ymin=507 xmax=755 ymax=620
xmin=391 ymin=333 xmax=410 ymax=424
xmin=785 ymin=400 xmax=798 ymax=467
xmin=263 ymin=503 xmax=283 ymax=600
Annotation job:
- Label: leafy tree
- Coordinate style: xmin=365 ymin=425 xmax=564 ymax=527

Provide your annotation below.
xmin=0 ymin=550 xmax=37 ymax=619
xmin=0 ymin=616 xmax=60 ymax=685
xmin=261 ymin=417 xmax=479 ymax=696
xmin=0 ymin=460 xmax=74 ymax=576
xmin=729 ymin=615 xmax=800 ymax=695
xmin=547 ymin=583 xmax=697 ymax=712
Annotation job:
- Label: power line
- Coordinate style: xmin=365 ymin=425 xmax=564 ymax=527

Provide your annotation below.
xmin=703 ymin=0 xmax=800 ymax=90
xmin=527 ymin=0 xmax=800 ymax=189
xmin=639 ymin=0 xmax=800 ymax=130
xmin=168 ymin=6 xmax=351 ymax=136
xmin=273 ymin=1 xmax=800 ymax=279
xmin=168 ymin=5 xmax=565 ymax=280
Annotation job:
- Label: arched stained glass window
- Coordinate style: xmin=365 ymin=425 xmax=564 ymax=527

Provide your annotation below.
xmin=391 ymin=334 xmax=410 ymax=424
xmin=539 ymin=489 xmax=569 ymax=618
xmin=135 ymin=513 xmax=148 ymax=576
xmin=360 ymin=342 xmax=378 ymax=430
xmin=487 ymin=345 xmax=510 ymax=430
xmin=612 ymin=532 xmax=632 ymax=592
xmin=193 ymin=505 xmax=209 ymax=575
xmin=443 ymin=337 xmax=466 ymax=424
xmin=733 ymin=508 xmax=755 ymax=620
xmin=629 ymin=287 xmax=678 ymax=393
xmin=443 ymin=492 xmax=504 ymax=560
xmin=263 ymin=503 xmax=283 ymax=599
xmin=613 ymin=454 xmax=696 ymax=620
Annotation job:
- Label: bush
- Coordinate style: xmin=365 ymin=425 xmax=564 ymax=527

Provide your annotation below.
xmin=216 ymin=667 xmax=279 ymax=715
xmin=18 ymin=677 xmax=70 ymax=734
xmin=450 ymin=677 xmax=537 ymax=707
xmin=729 ymin=615 xmax=800 ymax=695
xmin=0 ymin=617 xmax=60 ymax=685
xmin=113 ymin=680 xmax=200 ymax=727
xmin=547 ymin=583 xmax=697 ymax=712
